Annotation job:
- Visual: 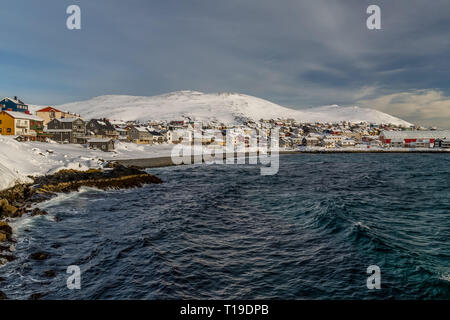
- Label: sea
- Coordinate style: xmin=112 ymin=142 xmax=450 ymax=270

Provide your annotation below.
xmin=1 ymin=153 xmax=449 ymax=299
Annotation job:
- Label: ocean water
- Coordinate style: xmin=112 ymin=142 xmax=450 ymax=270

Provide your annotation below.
xmin=1 ymin=154 xmax=450 ymax=299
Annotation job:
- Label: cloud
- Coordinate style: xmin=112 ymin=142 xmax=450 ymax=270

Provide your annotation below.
xmin=357 ymin=90 xmax=450 ymax=128
xmin=2 ymin=0 xmax=450 ymax=128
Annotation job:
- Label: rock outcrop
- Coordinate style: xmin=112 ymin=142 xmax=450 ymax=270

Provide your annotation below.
xmin=0 ymin=221 xmax=13 ymax=242
xmin=0 ymin=164 xmax=163 ymax=267
xmin=0 ymin=290 xmax=7 ymax=300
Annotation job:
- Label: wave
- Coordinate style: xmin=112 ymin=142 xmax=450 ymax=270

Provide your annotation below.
xmin=37 ymin=186 xmax=103 ymax=209
xmin=439 ymin=273 xmax=450 ymax=282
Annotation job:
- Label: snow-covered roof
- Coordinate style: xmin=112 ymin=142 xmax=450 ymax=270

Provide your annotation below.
xmin=4 ymin=111 xmax=43 ymax=121
xmin=58 ymin=118 xmax=80 ymax=123
xmin=36 ymin=106 xmax=62 ymax=113
xmin=109 ymin=120 xmax=126 ymax=125
xmin=133 ymin=126 xmax=151 ymax=132
xmin=381 ymin=130 xmax=450 ymax=140
xmin=2 ymin=97 xmax=25 ymax=105
xmin=87 ymin=138 xmax=113 ymax=143
xmin=45 ymin=129 xmax=72 ymax=133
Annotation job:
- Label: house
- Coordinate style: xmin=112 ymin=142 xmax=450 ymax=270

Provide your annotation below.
xmin=128 ymin=126 xmax=153 ymax=144
xmin=116 ymin=128 xmax=129 ymax=141
xmin=413 ymin=140 xmax=431 ymax=148
xmin=160 ymin=129 xmax=173 ymax=143
xmin=323 ymin=135 xmax=343 ymax=143
xmin=36 ymin=106 xmax=80 ymax=125
xmin=338 ymin=138 xmax=356 ymax=147
xmin=342 ymin=131 xmax=362 ymax=142
xmin=29 ymin=116 xmax=49 ymax=141
xmin=302 ymin=136 xmax=320 ymax=147
xmin=322 ymin=138 xmax=336 ymax=148
xmin=86 ymin=119 xmax=119 ymax=139
xmin=0 ymin=111 xmax=45 ymax=140
xmin=390 ymin=139 xmax=404 ymax=148
xmin=435 ymin=139 xmax=450 ymax=148
xmin=0 ymin=97 xmax=29 ymax=113
xmin=87 ymin=138 xmax=115 ymax=152
xmin=380 ymin=130 xmax=450 ymax=147
xmin=148 ymin=130 xmax=165 ymax=143
xmin=46 ymin=118 xmax=86 ymax=144
xmin=279 ymin=138 xmax=292 ymax=148
xmin=171 ymin=129 xmax=193 ymax=144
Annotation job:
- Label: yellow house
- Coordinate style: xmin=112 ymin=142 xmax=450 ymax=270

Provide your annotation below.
xmin=0 ymin=111 xmax=43 ymax=137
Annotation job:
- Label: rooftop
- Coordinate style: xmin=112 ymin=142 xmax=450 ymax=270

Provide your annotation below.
xmin=3 ymin=111 xmax=43 ymax=121
xmin=36 ymin=106 xmax=63 ymax=113
xmin=381 ymin=130 xmax=450 ymax=139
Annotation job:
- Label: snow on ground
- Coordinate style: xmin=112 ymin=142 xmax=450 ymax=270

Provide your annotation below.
xmin=57 ymin=91 xmax=412 ymax=126
xmin=2 ymin=134 xmax=448 ymax=191
xmin=0 ymin=136 xmax=104 ymax=190
xmin=0 ymin=136 xmax=182 ymax=191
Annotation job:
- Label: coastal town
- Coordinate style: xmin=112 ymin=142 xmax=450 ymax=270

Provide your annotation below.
xmin=1 ymin=95 xmax=450 ymax=152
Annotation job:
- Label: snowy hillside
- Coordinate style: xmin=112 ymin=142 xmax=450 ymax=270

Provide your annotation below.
xmin=56 ymin=91 xmax=412 ymax=126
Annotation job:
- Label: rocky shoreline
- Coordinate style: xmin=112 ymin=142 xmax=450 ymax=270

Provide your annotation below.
xmin=0 ymin=163 xmax=162 ymax=299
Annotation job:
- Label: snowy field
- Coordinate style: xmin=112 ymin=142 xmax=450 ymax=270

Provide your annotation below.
xmin=0 ymin=136 xmax=177 ymax=191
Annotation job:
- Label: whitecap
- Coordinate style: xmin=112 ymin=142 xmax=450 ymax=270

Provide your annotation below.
xmin=438 ymin=273 xmax=450 ymax=282
xmin=9 ymin=216 xmax=35 ymax=234
xmin=354 ymin=221 xmax=370 ymax=230
xmin=37 ymin=186 xmax=102 ymax=209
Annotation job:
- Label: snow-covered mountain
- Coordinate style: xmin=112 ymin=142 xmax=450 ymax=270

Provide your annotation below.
xmin=55 ymin=90 xmax=411 ymax=126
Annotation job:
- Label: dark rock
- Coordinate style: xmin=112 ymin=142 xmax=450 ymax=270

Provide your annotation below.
xmin=0 ymin=199 xmax=18 ymax=218
xmin=0 ymin=221 xmax=13 ymax=242
xmin=0 ymin=253 xmax=16 ymax=262
xmin=54 ymin=216 xmax=61 ymax=222
xmin=31 ymin=208 xmax=48 ymax=216
xmin=29 ymin=252 xmax=49 ymax=261
xmin=0 ymin=165 xmax=162 ymax=268
xmin=0 ymin=290 xmax=7 ymax=300
xmin=43 ymin=270 xmax=56 ymax=278
xmin=29 ymin=293 xmax=45 ymax=300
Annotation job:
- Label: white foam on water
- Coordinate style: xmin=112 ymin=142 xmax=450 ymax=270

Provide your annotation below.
xmin=438 ymin=273 xmax=450 ymax=282
xmin=354 ymin=221 xmax=370 ymax=230
xmin=9 ymin=216 xmax=35 ymax=235
xmin=37 ymin=186 xmax=102 ymax=209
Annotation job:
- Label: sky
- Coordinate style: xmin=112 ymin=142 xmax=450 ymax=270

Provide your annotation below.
xmin=2 ymin=0 xmax=450 ymax=127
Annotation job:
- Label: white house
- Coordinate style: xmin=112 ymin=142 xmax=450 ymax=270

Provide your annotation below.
xmin=339 ymin=138 xmax=356 ymax=147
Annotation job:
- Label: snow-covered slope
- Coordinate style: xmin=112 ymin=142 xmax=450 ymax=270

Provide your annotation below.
xmin=56 ymin=91 xmax=411 ymax=126
xmin=0 ymin=136 xmax=105 ymax=190
xmin=0 ymin=136 xmax=202 ymax=191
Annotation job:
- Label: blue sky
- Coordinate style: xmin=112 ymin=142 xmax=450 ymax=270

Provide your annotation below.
xmin=2 ymin=0 xmax=450 ymax=127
